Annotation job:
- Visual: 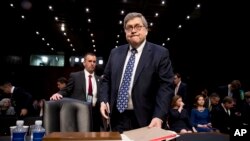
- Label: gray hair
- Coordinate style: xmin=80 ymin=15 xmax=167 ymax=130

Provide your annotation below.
xmin=0 ymin=98 xmax=11 ymax=106
xmin=123 ymin=12 xmax=148 ymax=29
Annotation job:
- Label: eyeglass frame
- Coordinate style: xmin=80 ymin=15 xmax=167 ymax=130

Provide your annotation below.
xmin=124 ymin=24 xmax=146 ymax=32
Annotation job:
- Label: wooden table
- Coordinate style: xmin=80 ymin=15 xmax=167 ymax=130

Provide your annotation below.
xmin=42 ymin=132 xmax=121 ymax=141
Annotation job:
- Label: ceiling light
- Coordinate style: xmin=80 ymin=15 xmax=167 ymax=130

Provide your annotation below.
xmin=161 ymin=1 xmax=165 ymax=5
xmin=155 ymin=13 xmax=159 ymax=17
xmin=85 ymin=8 xmax=90 ymax=13
xmin=121 ymin=10 xmax=125 ymax=15
xmin=48 ymin=5 xmax=53 ymax=11
xmin=10 ymin=3 xmax=14 ymax=7
xmin=196 ymin=4 xmax=201 ymax=9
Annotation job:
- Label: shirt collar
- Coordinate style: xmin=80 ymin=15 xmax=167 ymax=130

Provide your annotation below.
xmin=129 ymin=40 xmax=146 ymax=53
xmin=11 ymin=86 xmax=15 ymax=94
xmin=84 ymin=69 xmax=94 ymax=77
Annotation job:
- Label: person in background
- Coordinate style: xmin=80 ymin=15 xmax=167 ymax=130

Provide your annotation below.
xmin=191 ymin=95 xmax=214 ymax=132
xmin=205 ymin=93 xmax=220 ymax=112
xmin=0 ymin=98 xmax=15 ymax=115
xmin=0 ymin=80 xmax=33 ymax=118
xmin=216 ymin=80 xmax=242 ymax=106
xmin=56 ymin=77 xmax=68 ymax=90
xmin=211 ymin=96 xmax=235 ymax=134
xmin=239 ymin=91 xmax=250 ymax=131
xmin=32 ymin=99 xmax=45 ymax=117
xmin=167 ymin=95 xmax=196 ymax=133
xmin=173 ymin=73 xmax=188 ymax=105
xmin=50 ymin=52 xmax=102 ymax=131
xmin=100 ymin=12 xmax=174 ymax=133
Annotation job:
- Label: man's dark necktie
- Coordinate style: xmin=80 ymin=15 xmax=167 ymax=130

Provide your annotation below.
xmin=88 ymin=75 xmax=93 ymax=96
xmin=116 ymin=48 xmax=137 ymax=113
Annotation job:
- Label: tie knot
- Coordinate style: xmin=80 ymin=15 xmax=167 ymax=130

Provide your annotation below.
xmin=131 ymin=48 xmax=137 ymax=54
xmin=89 ymin=75 xmax=92 ymax=78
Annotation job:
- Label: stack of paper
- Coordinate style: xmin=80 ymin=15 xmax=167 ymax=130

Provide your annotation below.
xmin=121 ymin=127 xmax=178 ymax=141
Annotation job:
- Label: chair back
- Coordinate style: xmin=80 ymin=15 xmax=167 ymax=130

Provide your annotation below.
xmin=43 ymin=98 xmax=92 ymax=134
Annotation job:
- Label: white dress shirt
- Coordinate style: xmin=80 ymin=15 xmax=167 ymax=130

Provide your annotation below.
xmin=84 ymin=69 xmax=97 ymax=106
xmin=119 ymin=40 xmax=146 ymax=109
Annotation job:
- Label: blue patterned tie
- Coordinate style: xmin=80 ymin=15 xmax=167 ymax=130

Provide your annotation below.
xmin=117 ymin=48 xmax=137 ymax=113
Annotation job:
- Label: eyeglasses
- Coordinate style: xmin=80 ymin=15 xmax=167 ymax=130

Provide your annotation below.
xmin=125 ymin=25 xmax=145 ymax=32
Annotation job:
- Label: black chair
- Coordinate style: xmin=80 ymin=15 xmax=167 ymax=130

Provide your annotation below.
xmin=43 ymin=98 xmax=92 ymax=134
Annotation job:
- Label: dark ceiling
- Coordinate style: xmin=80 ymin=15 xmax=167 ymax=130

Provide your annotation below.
xmin=1 ymin=0 xmax=250 ymax=90
xmin=1 ymin=0 xmax=249 ymax=70
xmin=2 ymin=0 xmax=203 ymax=59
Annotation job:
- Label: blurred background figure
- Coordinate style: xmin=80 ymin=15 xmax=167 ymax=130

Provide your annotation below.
xmin=0 ymin=80 xmax=34 ymax=118
xmin=216 ymin=80 xmax=242 ymax=106
xmin=211 ymin=96 xmax=235 ymax=134
xmin=32 ymin=99 xmax=45 ymax=117
xmin=205 ymin=93 xmax=220 ymax=112
xmin=167 ymin=95 xmax=196 ymax=133
xmin=191 ymin=95 xmax=214 ymax=132
xmin=56 ymin=77 xmax=68 ymax=90
xmin=0 ymin=98 xmax=15 ymax=116
xmin=239 ymin=91 xmax=250 ymax=130
xmin=173 ymin=73 xmax=188 ymax=109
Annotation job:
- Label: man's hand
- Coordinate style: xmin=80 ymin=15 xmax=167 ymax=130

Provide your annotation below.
xmin=148 ymin=117 xmax=162 ymax=128
xmin=100 ymin=102 xmax=110 ymax=119
xmin=20 ymin=108 xmax=28 ymax=116
xmin=50 ymin=93 xmax=63 ymax=100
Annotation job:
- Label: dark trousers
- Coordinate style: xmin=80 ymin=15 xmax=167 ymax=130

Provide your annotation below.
xmin=92 ymin=104 xmax=102 ymax=131
xmin=111 ymin=108 xmax=139 ymax=133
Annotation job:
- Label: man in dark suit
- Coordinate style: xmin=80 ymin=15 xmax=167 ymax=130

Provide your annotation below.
xmin=50 ymin=52 xmax=102 ymax=131
xmin=216 ymin=80 xmax=242 ymax=105
xmin=100 ymin=12 xmax=174 ymax=133
xmin=173 ymin=73 xmax=188 ymax=105
xmin=211 ymin=96 xmax=235 ymax=134
xmin=0 ymin=80 xmax=33 ymax=118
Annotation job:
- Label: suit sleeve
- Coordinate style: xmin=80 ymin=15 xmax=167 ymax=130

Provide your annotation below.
xmin=99 ymin=49 xmax=114 ymax=103
xmin=154 ymin=49 xmax=174 ymax=120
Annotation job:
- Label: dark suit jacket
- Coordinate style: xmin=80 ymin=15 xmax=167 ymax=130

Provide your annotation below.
xmin=211 ymin=104 xmax=233 ymax=134
xmin=100 ymin=41 xmax=174 ymax=127
xmin=58 ymin=70 xmax=100 ymax=102
xmin=216 ymin=85 xmax=241 ymax=106
xmin=176 ymin=82 xmax=187 ymax=104
xmin=12 ymin=87 xmax=33 ymax=116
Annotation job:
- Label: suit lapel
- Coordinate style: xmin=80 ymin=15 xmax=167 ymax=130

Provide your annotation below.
xmin=95 ymin=75 xmax=100 ymax=92
xmin=81 ymin=71 xmax=86 ymax=98
xmin=133 ymin=42 xmax=151 ymax=86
